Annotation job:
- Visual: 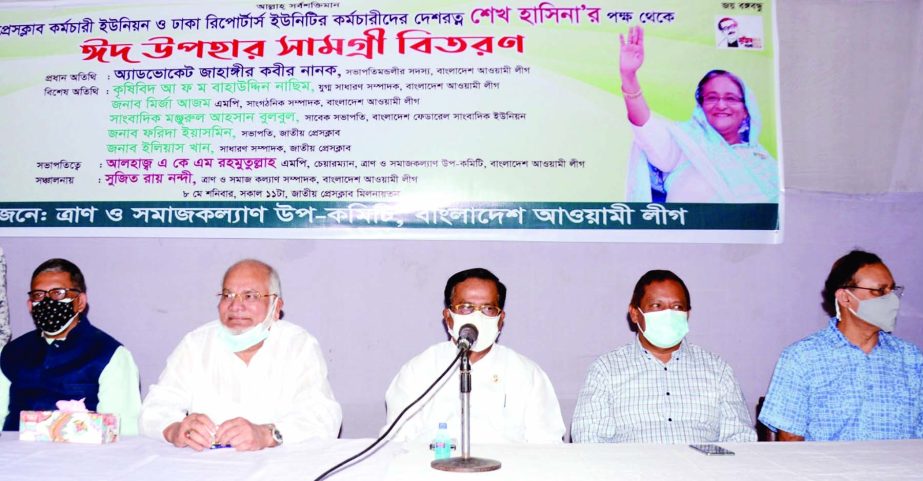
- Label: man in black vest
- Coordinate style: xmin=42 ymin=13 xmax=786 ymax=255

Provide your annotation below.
xmin=0 ymin=258 xmax=141 ymax=434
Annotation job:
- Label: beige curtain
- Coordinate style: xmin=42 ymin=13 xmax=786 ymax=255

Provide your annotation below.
xmin=779 ymin=0 xmax=923 ymax=193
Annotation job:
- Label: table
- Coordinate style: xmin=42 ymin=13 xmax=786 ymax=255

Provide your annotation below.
xmin=0 ymin=434 xmax=397 ymax=481
xmin=386 ymin=439 xmax=923 ymax=480
xmin=1 ymin=434 xmax=921 ymax=480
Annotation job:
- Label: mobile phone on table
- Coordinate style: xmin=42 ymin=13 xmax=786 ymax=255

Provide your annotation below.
xmin=689 ymin=444 xmax=735 ymax=456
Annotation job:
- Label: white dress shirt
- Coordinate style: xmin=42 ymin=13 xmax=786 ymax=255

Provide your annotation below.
xmin=383 ymin=341 xmax=565 ymax=444
xmin=139 ymin=320 xmax=342 ymax=443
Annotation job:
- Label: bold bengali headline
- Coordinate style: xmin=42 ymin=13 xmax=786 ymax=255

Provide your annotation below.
xmin=0 ymin=202 xmax=778 ymax=230
xmin=1 ymin=3 xmax=690 ymax=39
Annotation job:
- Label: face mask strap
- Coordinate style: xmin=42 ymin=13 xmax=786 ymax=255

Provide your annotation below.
xmin=264 ymin=297 xmax=278 ymax=325
xmin=844 ymin=288 xmax=871 ymax=318
xmin=637 ymin=308 xmax=648 ymax=335
xmin=634 ymin=307 xmax=649 ymax=334
xmin=844 ymin=289 xmax=858 ymax=317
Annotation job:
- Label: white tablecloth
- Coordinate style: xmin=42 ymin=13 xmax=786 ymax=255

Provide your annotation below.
xmin=0 ymin=434 xmax=397 ymax=481
xmin=1 ymin=434 xmax=921 ymax=481
xmin=384 ymin=440 xmax=923 ymax=480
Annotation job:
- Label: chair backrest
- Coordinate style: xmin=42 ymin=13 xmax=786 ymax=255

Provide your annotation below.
xmin=755 ymin=396 xmax=777 ymax=442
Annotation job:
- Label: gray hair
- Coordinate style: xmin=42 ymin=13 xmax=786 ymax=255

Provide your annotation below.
xmin=224 ymin=259 xmax=282 ymax=297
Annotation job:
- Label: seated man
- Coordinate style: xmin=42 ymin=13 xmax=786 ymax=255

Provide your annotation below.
xmin=383 ymin=268 xmax=565 ymax=444
xmin=140 ymin=259 xmax=342 ymax=451
xmin=0 ymin=258 xmax=141 ymax=434
xmin=572 ymin=269 xmax=755 ymax=443
xmin=759 ymin=250 xmax=922 ymax=441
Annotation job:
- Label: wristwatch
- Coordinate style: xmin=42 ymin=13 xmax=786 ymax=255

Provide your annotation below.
xmin=268 ymin=424 xmax=283 ymax=447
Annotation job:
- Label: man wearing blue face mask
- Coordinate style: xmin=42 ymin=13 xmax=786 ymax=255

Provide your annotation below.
xmin=0 ymin=258 xmax=141 ymax=434
xmin=139 ymin=259 xmax=342 ymax=451
xmin=382 ymin=267 xmax=566 ymax=444
xmin=759 ymin=250 xmax=922 ymax=441
xmin=572 ymin=269 xmax=756 ymax=443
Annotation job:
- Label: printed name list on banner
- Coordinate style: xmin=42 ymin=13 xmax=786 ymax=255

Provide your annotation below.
xmin=0 ymin=0 xmax=782 ymax=242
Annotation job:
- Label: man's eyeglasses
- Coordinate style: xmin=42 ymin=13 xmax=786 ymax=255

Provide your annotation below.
xmin=450 ymin=303 xmax=502 ymax=317
xmin=28 ymin=288 xmax=81 ymax=302
xmin=843 ymin=285 xmax=905 ymax=298
xmin=217 ymin=291 xmax=278 ymax=304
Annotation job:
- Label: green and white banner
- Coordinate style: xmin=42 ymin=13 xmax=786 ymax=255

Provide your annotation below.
xmin=0 ymin=0 xmax=781 ymax=242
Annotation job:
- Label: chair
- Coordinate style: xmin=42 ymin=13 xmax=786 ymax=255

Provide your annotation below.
xmin=755 ymin=396 xmax=777 ymax=442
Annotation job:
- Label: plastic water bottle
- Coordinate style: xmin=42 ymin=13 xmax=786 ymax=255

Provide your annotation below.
xmin=432 ymin=422 xmax=451 ymax=460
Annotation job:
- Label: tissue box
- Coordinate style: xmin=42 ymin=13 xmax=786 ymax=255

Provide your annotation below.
xmin=19 ymin=410 xmax=119 ymax=444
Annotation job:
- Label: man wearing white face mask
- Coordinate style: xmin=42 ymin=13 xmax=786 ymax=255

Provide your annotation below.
xmin=382 ymin=268 xmax=565 ymax=444
xmin=760 ymin=250 xmax=922 ymax=441
xmin=572 ymin=269 xmax=755 ymax=443
xmin=139 ymin=259 xmax=342 ymax=450
xmin=0 ymin=258 xmax=141 ymax=434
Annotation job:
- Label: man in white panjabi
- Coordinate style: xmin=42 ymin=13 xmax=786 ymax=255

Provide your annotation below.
xmin=382 ymin=267 xmax=565 ymax=445
xmin=140 ymin=259 xmax=342 ymax=451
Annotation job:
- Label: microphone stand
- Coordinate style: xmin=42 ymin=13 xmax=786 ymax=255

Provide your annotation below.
xmin=431 ymin=349 xmax=501 ymax=472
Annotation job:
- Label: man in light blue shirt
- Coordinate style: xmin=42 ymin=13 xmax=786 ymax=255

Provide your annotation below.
xmin=759 ymin=250 xmax=923 ymax=441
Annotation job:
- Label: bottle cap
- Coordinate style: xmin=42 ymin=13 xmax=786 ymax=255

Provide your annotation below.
xmin=438 ymin=422 xmax=447 ymax=429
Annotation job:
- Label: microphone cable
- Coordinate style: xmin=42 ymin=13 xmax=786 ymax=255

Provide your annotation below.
xmin=313 ymin=349 xmax=464 ymax=481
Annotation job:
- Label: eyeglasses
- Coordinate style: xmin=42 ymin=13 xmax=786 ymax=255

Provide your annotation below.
xmin=450 ymin=303 xmax=502 ymax=317
xmin=217 ymin=290 xmax=278 ymax=304
xmin=702 ymin=94 xmax=743 ymax=107
xmin=28 ymin=288 xmax=81 ymax=302
xmin=843 ymin=285 xmax=905 ymax=298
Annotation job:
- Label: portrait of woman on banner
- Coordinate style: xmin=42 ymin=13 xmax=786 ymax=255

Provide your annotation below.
xmin=619 ymin=25 xmax=779 ymax=203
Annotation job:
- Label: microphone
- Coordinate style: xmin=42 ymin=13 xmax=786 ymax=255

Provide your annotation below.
xmin=433 ymin=321 xmax=501 ymax=473
xmin=456 ymin=324 xmax=479 ymax=352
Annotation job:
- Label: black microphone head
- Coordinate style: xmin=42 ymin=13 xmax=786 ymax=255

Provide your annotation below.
xmin=457 ymin=323 xmax=479 ymax=350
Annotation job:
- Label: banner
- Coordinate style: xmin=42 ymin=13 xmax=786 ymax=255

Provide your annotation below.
xmin=0 ymin=0 xmax=781 ymax=242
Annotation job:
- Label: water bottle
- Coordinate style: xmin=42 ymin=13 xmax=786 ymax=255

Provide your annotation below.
xmin=432 ymin=422 xmax=451 ymax=460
